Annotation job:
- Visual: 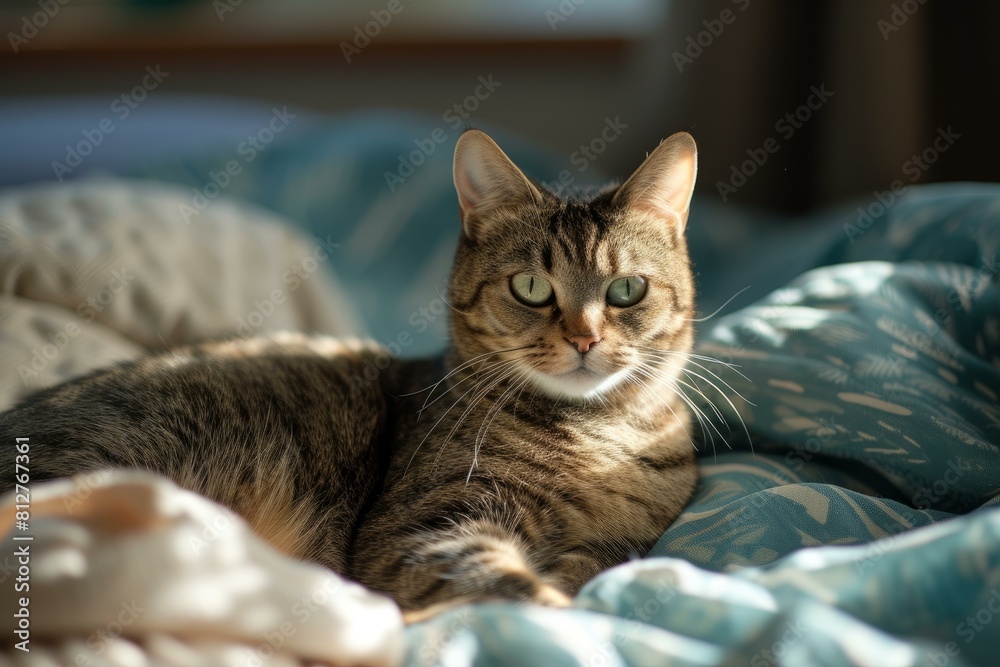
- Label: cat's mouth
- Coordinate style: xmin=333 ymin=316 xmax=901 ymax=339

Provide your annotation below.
xmin=525 ymin=363 xmax=629 ymax=401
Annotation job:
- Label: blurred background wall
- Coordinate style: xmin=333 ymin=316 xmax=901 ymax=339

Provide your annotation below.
xmin=1 ymin=0 xmax=998 ymax=212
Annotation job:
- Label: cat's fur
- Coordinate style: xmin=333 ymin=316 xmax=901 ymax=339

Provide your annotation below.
xmin=0 ymin=129 xmax=700 ymax=613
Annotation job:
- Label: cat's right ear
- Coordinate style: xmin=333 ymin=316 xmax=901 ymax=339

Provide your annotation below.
xmin=613 ymin=132 xmax=698 ymax=231
xmin=453 ymin=129 xmax=544 ymax=240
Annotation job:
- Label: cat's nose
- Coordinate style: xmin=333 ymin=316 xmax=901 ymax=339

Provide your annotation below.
xmin=566 ymin=334 xmax=602 ymax=354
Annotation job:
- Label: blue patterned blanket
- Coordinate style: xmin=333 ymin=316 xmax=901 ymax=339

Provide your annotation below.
xmin=131 ymin=118 xmax=1000 ymax=666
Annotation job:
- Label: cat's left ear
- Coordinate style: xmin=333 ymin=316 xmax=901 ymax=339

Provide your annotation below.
xmin=612 ymin=132 xmax=698 ymax=231
xmin=453 ymin=129 xmax=544 ymax=240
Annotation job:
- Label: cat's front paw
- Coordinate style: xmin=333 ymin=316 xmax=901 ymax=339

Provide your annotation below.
xmin=492 ymin=571 xmax=572 ymax=608
xmin=402 ymin=577 xmax=572 ymax=624
xmin=530 ymin=581 xmax=573 ymax=608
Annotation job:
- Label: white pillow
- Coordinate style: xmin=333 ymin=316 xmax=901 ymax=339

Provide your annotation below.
xmin=0 ymin=177 xmax=366 ymax=409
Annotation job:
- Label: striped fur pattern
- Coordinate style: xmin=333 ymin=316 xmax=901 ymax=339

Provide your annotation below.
xmin=0 ymin=130 xmax=700 ymax=613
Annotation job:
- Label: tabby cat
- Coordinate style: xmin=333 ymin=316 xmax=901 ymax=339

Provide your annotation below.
xmin=0 ymin=129 xmax=700 ymax=613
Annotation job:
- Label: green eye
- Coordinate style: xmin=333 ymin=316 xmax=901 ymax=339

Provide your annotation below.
xmin=510 ymin=273 xmax=553 ymax=306
xmin=607 ymin=276 xmax=647 ymax=307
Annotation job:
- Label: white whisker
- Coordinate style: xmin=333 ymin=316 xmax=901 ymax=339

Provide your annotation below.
xmin=683 ymin=285 xmax=751 ymax=322
xmin=631 ymin=363 xmax=723 ymax=449
xmin=418 ymin=354 xmax=531 ymax=414
xmin=435 ymin=364 xmax=521 ymax=472
xmin=403 ymin=359 xmax=520 ymax=476
xmin=468 ymin=371 xmax=531 ymax=484
xmin=649 ymin=349 xmax=752 ymax=384
xmin=622 ymin=368 xmax=696 ymax=450
xmin=654 ymin=359 xmax=753 ymax=449
xmin=397 ymin=344 xmax=532 ymax=409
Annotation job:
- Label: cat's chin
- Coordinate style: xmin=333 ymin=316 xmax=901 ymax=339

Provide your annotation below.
xmin=526 ymin=367 xmax=629 ymax=402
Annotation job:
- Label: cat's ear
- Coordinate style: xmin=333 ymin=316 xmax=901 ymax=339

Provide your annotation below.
xmin=453 ymin=129 xmax=544 ymax=239
xmin=612 ymin=132 xmax=698 ymax=230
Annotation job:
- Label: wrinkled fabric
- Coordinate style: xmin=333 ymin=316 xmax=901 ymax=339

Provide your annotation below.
xmin=1 ymin=473 xmax=404 ymax=667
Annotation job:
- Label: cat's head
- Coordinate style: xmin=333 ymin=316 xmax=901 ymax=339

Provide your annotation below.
xmin=448 ymin=129 xmax=697 ymax=403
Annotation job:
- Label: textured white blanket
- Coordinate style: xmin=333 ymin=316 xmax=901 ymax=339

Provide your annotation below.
xmin=0 ymin=177 xmax=364 ymax=410
xmin=0 ymin=179 xmax=404 ymax=666
xmin=1 ymin=473 xmax=404 ymax=666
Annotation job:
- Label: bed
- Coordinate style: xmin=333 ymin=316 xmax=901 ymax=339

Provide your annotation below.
xmin=1 ymin=102 xmax=998 ymax=666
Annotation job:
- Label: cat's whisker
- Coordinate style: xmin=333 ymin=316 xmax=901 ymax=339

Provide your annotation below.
xmin=636 ymin=358 xmax=746 ymax=422
xmin=473 ymin=374 xmax=518 ymax=456
xmin=418 ymin=353 xmax=532 ymax=415
xmin=632 ymin=362 xmax=729 ymax=453
xmin=512 ymin=371 xmax=532 ymax=417
xmin=677 ymin=372 xmax=755 ymax=462
xmin=666 ymin=379 xmax=723 ymax=459
xmin=646 ymin=349 xmax=753 ymax=384
xmin=410 ymin=345 xmax=533 ymax=407
xmin=636 ymin=350 xmax=753 ymax=431
xmin=468 ymin=371 xmax=531 ymax=485
xmin=670 ymin=372 xmax=729 ymax=426
xmin=682 ymin=285 xmax=752 ymax=322
xmin=441 ymin=382 xmax=514 ymax=478
xmin=475 ymin=370 xmax=531 ymax=453
xmin=399 ymin=344 xmax=532 ymax=410
xmin=630 ymin=363 xmax=711 ymax=444
xmin=678 ymin=358 xmax=754 ymax=396
xmin=404 ymin=359 xmax=520 ymax=476
xmin=663 ymin=369 xmax=747 ymax=460
xmin=400 ymin=345 xmax=530 ymax=399
xmin=621 ymin=368 xmax=696 ymax=449
xmin=432 ymin=282 xmax=471 ymax=316
xmin=673 ymin=351 xmax=744 ymax=368
xmin=652 ymin=358 xmax=754 ymax=448
xmin=435 ymin=362 xmax=522 ymax=471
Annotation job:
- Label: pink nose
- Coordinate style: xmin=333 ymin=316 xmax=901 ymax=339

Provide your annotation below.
xmin=567 ymin=334 xmax=601 ymax=353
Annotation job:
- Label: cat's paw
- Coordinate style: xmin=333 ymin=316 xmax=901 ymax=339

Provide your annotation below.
xmin=530 ymin=581 xmax=573 ymax=608
xmin=492 ymin=571 xmax=573 ymax=608
xmin=402 ymin=577 xmax=571 ymax=624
